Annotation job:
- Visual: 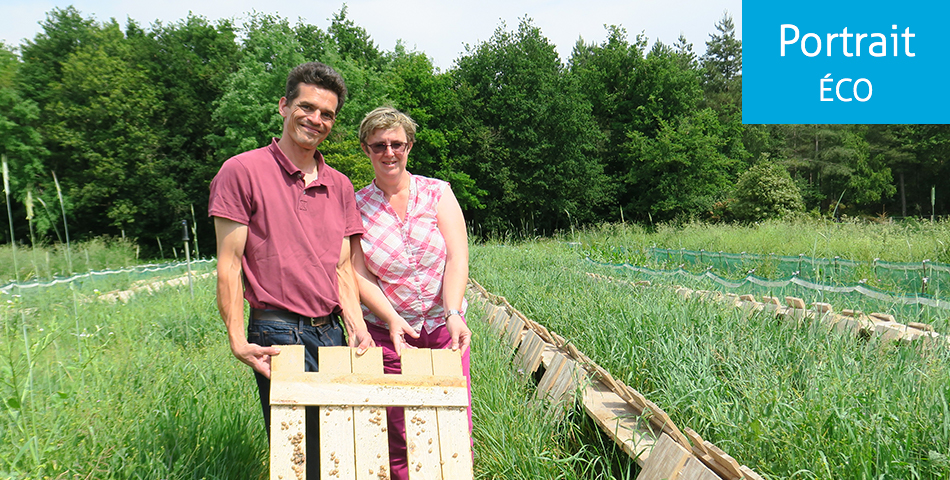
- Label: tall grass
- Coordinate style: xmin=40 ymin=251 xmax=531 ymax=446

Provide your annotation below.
xmin=578 ymin=218 xmax=950 ymax=265
xmin=470 ymin=239 xmax=950 ymax=479
xmin=0 ymin=237 xmax=144 ymax=285
xmin=1 ymin=259 xmax=630 ymax=479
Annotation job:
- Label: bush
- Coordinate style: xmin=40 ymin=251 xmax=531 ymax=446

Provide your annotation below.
xmin=731 ymin=162 xmax=804 ymax=222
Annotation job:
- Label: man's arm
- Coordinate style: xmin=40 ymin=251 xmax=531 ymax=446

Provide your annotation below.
xmin=338 ymin=235 xmax=374 ymax=354
xmin=214 ymin=216 xmax=281 ymax=378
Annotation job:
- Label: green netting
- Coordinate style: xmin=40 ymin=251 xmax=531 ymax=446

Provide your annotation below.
xmin=0 ymin=259 xmax=215 ymax=297
xmin=583 ymin=257 xmax=950 ymax=327
xmin=647 ymin=248 xmax=947 ymax=298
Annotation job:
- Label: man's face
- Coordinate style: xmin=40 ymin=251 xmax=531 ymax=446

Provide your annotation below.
xmin=278 ymin=83 xmax=339 ymax=150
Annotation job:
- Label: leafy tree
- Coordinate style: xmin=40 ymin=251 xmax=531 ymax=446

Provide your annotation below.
xmin=569 ymin=27 xmax=703 ymax=221
xmin=209 ymin=13 xmax=307 ymax=161
xmin=45 ymin=20 xmax=166 ymax=237
xmin=781 ymin=124 xmax=895 ymax=215
xmin=0 ymin=43 xmax=48 ymax=242
xmin=453 ymin=18 xmax=608 ymax=234
xmin=731 ymin=160 xmax=805 ymax=222
xmin=624 ymin=108 xmax=747 ymax=221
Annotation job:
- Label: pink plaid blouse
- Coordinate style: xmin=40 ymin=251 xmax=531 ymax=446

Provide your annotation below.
xmin=356 ymin=175 xmax=466 ymax=334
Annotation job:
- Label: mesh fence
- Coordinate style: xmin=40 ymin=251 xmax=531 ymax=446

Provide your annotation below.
xmin=582 ymin=257 xmax=950 ymax=326
xmin=0 ymin=259 xmax=215 ymax=296
xmin=647 ymin=248 xmax=947 ymax=298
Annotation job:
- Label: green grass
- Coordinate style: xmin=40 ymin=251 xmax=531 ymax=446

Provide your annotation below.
xmin=1 ymin=266 xmax=624 ymax=479
xmin=470 ymin=238 xmax=950 ymax=479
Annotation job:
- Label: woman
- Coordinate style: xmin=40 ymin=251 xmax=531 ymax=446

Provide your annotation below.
xmin=352 ymin=106 xmax=472 ymax=480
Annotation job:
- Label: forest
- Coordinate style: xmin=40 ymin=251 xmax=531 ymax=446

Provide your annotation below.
xmin=1 ymin=5 xmax=948 ymax=256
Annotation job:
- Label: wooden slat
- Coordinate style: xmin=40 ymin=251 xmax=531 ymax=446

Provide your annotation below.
xmin=270 ymin=373 xmax=468 ymax=407
xmin=678 ymin=457 xmax=721 ymax=480
xmin=503 ymin=314 xmax=526 ymax=350
xmin=271 ymin=345 xmax=308 ymax=480
xmin=513 ymin=329 xmax=545 ymax=375
xmin=431 ymin=349 xmax=473 ymax=480
xmin=536 ymin=352 xmax=567 ymax=399
xmin=320 ymin=347 xmax=356 ymax=479
xmin=637 ymin=434 xmax=690 ymax=480
xmin=352 ymin=348 xmax=390 ymax=480
xmin=270 ymin=406 xmax=307 ymax=480
xmin=402 ymin=349 xmax=443 ymax=479
xmin=581 ymin=380 xmax=656 ymax=464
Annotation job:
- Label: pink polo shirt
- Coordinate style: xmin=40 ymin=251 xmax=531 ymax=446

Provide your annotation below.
xmin=209 ymin=139 xmax=364 ymax=318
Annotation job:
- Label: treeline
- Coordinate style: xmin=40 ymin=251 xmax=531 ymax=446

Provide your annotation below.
xmin=1 ymin=6 xmax=948 ymax=256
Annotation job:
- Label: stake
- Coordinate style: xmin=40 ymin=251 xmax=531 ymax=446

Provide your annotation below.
xmin=2 ymin=155 xmax=19 ymax=286
xmin=182 ymin=220 xmax=194 ymax=299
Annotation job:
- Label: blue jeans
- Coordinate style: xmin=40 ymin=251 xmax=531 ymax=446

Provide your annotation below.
xmin=248 ymin=315 xmax=345 ymax=476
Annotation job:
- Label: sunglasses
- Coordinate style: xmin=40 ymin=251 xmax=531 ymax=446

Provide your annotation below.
xmin=366 ymin=142 xmax=409 ymax=154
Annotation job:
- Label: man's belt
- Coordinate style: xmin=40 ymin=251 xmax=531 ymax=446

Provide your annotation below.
xmin=250 ymin=308 xmax=332 ymax=327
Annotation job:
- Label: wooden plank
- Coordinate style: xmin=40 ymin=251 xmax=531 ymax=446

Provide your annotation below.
xmin=536 ymin=352 xmax=567 ymax=399
xmin=270 ymin=372 xmax=468 ymax=407
xmin=488 ymin=308 xmax=510 ymax=337
xmin=271 ymin=345 xmax=308 ymax=480
xmin=320 ymin=347 xmax=356 ymax=480
xmin=271 ymin=405 xmax=307 ymax=480
xmin=431 ymin=349 xmax=473 ymax=480
xmin=581 ymin=380 xmax=656 ymax=464
xmin=678 ymin=457 xmax=721 ymax=480
xmin=503 ymin=314 xmax=526 ymax=350
xmin=402 ymin=349 xmax=443 ymax=480
xmin=547 ymin=356 xmax=582 ymax=410
xmin=637 ymin=433 xmax=690 ymax=480
xmin=513 ymin=330 xmax=545 ymax=375
xmin=351 ymin=348 xmax=390 ymax=480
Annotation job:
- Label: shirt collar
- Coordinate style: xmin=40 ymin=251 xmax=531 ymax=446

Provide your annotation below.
xmin=269 ymin=138 xmax=335 ymax=186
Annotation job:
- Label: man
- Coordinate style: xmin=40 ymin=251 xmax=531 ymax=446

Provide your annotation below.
xmin=209 ymin=61 xmax=373 ymax=474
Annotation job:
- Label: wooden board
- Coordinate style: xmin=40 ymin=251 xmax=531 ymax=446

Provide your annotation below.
xmin=319 ymin=347 xmax=357 ymax=479
xmin=351 ymin=349 xmax=391 ymax=480
xmin=513 ymin=329 xmax=546 ymax=375
xmin=637 ymin=433 xmax=690 ymax=480
xmin=431 ymin=349 xmax=473 ymax=480
xmin=271 ymin=346 xmax=308 ymax=480
xmin=270 ymin=371 xmax=468 ymax=408
xmin=503 ymin=314 xmax=526 ymax=350
xmin=402 ymin=349 xmax=443 ymax=479
xmin=581 ymin=380 xmax=657 ymax=464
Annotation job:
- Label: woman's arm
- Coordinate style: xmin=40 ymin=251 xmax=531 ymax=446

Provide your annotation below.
xmin=436 ymin=185 xmax=471 ymax=353
xmin=352 ymin=239 xmax=420 ymax=355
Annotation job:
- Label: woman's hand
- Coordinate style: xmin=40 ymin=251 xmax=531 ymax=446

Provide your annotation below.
xmin=445 ymin=313 xmax=471 ymax=354
xmin=389 ymin=317 xmax=420 ymax=357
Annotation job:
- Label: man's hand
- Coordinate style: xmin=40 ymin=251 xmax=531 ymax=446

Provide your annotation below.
xmin=446 ymin=314 xmax=471 ymax=354
xmin=348 ymin=327 xmax=375 ymax=355
xmin=231 ymin=341 xmax=282 ymax=379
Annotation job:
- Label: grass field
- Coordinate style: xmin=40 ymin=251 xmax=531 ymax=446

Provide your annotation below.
xmin=1 ymin=262 xmax=624 ymax=479
xmin=4 ymin=219 xmax=950 ymax=479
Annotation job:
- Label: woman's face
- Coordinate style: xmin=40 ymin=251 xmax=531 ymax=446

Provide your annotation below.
xmin=362 ymin=127 xmax=413 ymax=180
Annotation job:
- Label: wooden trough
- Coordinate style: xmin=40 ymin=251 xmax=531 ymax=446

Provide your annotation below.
xmin=268 ymin=345 xmax=473 ymax=480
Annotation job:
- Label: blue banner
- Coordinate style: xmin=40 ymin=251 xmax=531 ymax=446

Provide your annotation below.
xmin=743 ymin=2 xmax=945 ymax=124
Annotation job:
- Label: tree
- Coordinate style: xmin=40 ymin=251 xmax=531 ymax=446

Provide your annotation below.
xmin=624 ymin=108 xmax=747 ymax=222
xmin=701 ymin=13 xmax=742 ymax=113
xmin=569 ymin=27 xmax=703 ymax=221
xmin=453 ymin=18 xmax=608 ymax=234
xmin=0 ymin=43 xmax=48 ymax=242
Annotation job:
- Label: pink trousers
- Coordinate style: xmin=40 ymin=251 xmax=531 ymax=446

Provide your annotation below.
xmin=366 ymin=321 xmax=472 ymax=480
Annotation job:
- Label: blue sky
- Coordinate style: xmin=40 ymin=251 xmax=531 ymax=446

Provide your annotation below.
xmin=2 ymin=0 xmax=741 ymax=70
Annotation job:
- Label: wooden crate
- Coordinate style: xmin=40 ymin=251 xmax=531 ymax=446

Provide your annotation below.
xmin=269 ymin=345 xmax=472 ymax=480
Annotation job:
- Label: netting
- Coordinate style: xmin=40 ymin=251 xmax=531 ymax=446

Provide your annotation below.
xmin=0 ymin=259 xmax=215 ymax=296
xmin=582 ymin=257 xmax=950 ymax=326
xmin=646 ymin=248 xmax=948 ymax=298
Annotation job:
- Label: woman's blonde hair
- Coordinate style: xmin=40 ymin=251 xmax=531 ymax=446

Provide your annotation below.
xmin=359 ymin=106 xmax=418 ymax=144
